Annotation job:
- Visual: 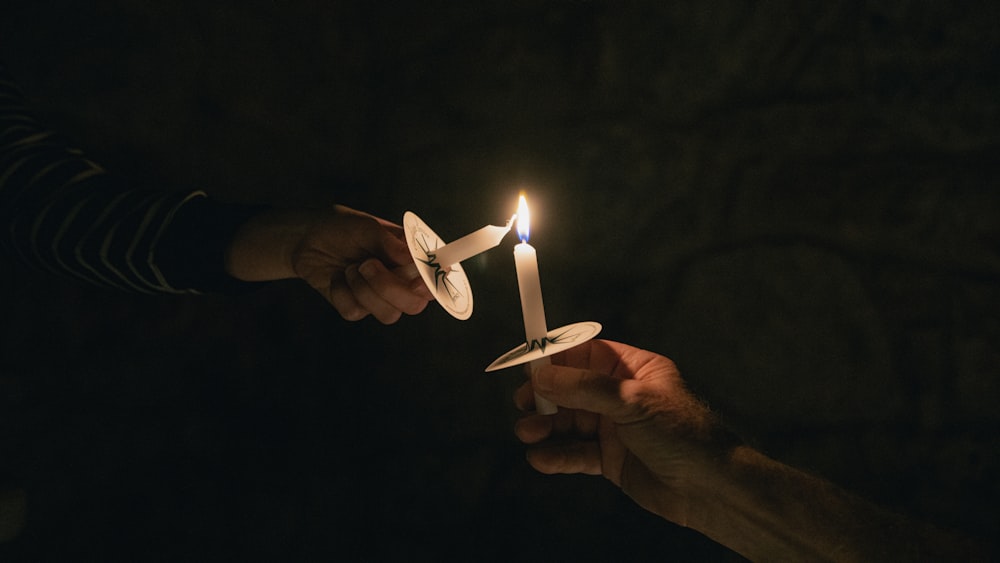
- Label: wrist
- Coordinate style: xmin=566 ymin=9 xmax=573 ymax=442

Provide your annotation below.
xmin=619 ymin=422 xmax=744 ymax=530
xmin=224 ymin=207 xmax=315 ymax=282
xmin=680 ymin=446 xmax=795 ymax=558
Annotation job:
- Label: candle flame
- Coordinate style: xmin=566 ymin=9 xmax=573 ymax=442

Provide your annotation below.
xmin=516 ymin=193 xmax=530 ymax=242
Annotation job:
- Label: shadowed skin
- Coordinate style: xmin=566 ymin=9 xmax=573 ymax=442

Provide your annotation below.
xmin=514 ymin=339 xmax=992 ymax=562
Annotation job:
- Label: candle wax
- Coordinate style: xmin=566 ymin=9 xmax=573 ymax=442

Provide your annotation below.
xmin=514 ymin=241 xmax=557 ymax=414
xmin=514 ymin=242 xmax=548 ymax=342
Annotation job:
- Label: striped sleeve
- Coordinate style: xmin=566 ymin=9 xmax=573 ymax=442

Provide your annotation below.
xmin=0 ymin=66 xmax=262 ymax=294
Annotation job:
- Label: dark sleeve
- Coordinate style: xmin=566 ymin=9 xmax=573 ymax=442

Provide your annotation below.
xmin=0 ymin=65 xmax=263 ymax=294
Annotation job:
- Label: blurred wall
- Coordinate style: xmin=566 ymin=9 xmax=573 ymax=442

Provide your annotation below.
xmin=2 ymin=2 xmax=999 ymax=560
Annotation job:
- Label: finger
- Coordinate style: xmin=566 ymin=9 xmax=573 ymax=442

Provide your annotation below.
xmin=550 ymin=405 xmax=578 ymax=435
xmin=381 ymin=229 xmax=415 ymax=267
xmin=409 ymin=276 xmax=434 ymax=301
xmin=358 ymin=259 xmax=429 ymax=316
xmin=574 ymin=408 xmax=600 ymax=437
xmin=514 ymin=414 xmax=553 ymax=444
xmin=326 ymin=274 xmax=369 ymax=321
xmin=513 ymin=381 xmax=536 ymax=411
xmin=393 ymin=262 xmax=421 ymax=282
xmin=337 ymin=209 xmax=410 ymax=267
xmin=550 ymin=407 xmax=601 ymax=439
xmin=348 ymin=212 xmax=429 ymax=299
xmin=532 ymin=364 xmax=628 ymax=417
xmin=513 ymin=377 xmax=571 ymax=417
xmin=394 ymin=263 xmax=434 ymax=301
xmin=373 ymin=215 xmax=405 ymax=239
xmin=559 ymin=339 xmax=621 ymax=377
xmin=345 ymin=263 xmax=402 ymax=324
xmin=515 ymin=383 xmax=600 ymax=434
xmin=599 ymin=416 xmax=628 ymax=486
xmin=526 ymin=441 xmax=603 ymax=476
xmin=355 ymin=215 xmax=412 ymax=268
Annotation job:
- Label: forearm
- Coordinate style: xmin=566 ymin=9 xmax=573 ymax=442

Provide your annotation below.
xmin=2 ymin=65 xmax=261 ymax=294
xmin=690 ymin=446 xmax=990 ymax=562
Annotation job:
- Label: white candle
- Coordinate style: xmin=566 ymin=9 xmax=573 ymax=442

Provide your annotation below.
xmin=514 ymin=243 xmax=547 ymax=346
xmin=433 ymin=215 xmax=516 ymax=270
xmin=513 ymin=194 xmax=557 ymax=415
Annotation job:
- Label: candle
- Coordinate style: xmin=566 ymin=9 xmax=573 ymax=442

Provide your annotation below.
xmin=513 ymin=194 xmax=558 ymax=415
xmin=433 ymin=215 xmax=516 ymax=270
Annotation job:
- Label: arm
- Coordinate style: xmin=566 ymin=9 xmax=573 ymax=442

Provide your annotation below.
xmin=514 ymin=339 xmax=990 ymax=561
xmin=1 ymin=65 xmax=430 ymax=322
xmin=0 ymin=66 xmax=207 ymax=294
xmin=691 ymin=445 xmax=983 ymax=561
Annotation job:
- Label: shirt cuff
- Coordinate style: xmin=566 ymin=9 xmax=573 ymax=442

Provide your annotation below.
xmin=155 ymin=195 xmax=270 ymax=294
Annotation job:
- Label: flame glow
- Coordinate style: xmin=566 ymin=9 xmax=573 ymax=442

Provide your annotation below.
xmin=516 ymin=193 xmax=530 ymax=242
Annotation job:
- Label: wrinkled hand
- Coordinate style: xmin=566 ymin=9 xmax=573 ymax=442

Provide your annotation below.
xmin=227 ymin=205 xmax=432 ymax=323
xmin=515 ymin=341 xmax=992 ymax=561
xmin=513 ymin=339 xmax=740 ymax=525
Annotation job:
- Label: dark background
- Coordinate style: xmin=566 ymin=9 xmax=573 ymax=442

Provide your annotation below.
xmin=2 ymin=1 xmax=999 ymax=561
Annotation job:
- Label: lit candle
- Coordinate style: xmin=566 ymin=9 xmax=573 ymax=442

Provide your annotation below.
xmin=513 ymin=193 xmax=557 ymax=415
xmin=433 ymin=215 xmax=516 ymax=270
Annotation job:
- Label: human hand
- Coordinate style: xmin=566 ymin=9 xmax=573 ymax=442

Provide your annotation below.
xmin=513 ymin=339 xmax=740 ymax=526
xmin=516 ymin=341 xmax=993 ymax=561
xmin=225 ymin=204 xmax=432 ymax=323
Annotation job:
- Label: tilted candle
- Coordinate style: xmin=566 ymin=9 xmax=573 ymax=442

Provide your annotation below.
xmin=433 ymin=215 xmax=516 ymax=269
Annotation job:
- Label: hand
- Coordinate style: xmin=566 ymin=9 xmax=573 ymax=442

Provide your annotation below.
xmin=515 ymin=341 xmax=992 ymax=560
xmin=513 ymin=339 xmax=739 ymax=526
xmin=225 ymin=205 xmax=433 ymax=323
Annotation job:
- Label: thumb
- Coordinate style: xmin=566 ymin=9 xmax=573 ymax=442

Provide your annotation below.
xmin=532 ymin=364 xmax=628 ymax=417
xmin=351 ymin=215 xmax=411 ymax=268
xmin=381 ymin=229 xmax=414 ymax=268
